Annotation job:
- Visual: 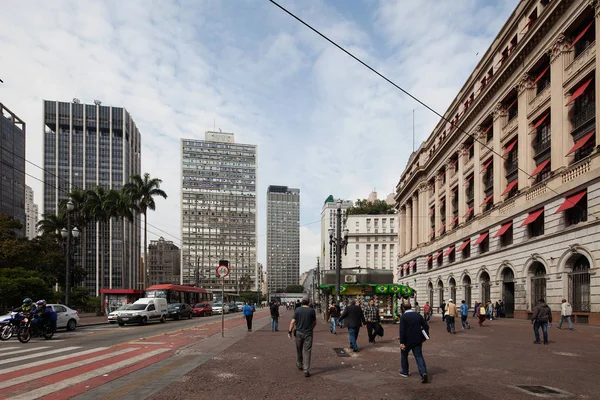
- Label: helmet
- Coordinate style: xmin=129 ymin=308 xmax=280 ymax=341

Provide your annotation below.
xmin=23 ymin=298 xmax=32 ymax=305
xmin=36 ymin=300 xmax=47 ymax=307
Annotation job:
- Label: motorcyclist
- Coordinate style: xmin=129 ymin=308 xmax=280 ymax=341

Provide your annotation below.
xmin=31 ymin=300 xmax=52 ymax=331
xmin=13 ymin=298 xmax=34 ymax=314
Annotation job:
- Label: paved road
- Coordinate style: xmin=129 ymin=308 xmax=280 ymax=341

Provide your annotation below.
xmin=0 ymin=309 xmax=271 ymax=400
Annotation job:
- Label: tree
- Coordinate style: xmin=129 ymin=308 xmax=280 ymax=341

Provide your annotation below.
xmin=345 ymin=199 xmax=396 ymax=216
xmin=285 ymin=284 xmax=304 ymax=293
xmin=124 ymin=173 xmax=168 ymax=289
xmin=36 ymin=213 xmax=66 ymax=239
xmin=0 ymin=267 xmax=54 ymax=312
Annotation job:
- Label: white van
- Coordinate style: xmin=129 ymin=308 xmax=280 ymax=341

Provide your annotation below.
xmin=116 ymin=298 xmax=168 ymax=326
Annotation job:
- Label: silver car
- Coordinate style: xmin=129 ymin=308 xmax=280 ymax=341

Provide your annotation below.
xmin=212 ymin=303 xmax=230 ymax=314
xmin=107 ymin=304 xmax=130 ymax=324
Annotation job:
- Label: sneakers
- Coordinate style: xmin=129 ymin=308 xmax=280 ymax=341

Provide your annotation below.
xmin=533 ymin=340 xmax=541 ymax=344
xmin=399 ymin=373 xmax=409 ymax=378
xmin=421 ymin=374 xmax=428 ymax=384
xmin=544 ymin=342 xmax=549 ymax=345
xmin=304 ymin=372 xmax=310 ymax=378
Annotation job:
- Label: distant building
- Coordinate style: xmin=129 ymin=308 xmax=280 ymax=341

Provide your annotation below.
xmin=344 ymin=213 xmax=397 ymax=270
xmin=148 ymin=237 xmax=181 ymax=286
xmin=25 ymin=185 xmax=38 ymax=239
xmin=320 ymin=196 xmax=353 ymax=271
xmin=0 ymin=103 xmax=26 ymax=235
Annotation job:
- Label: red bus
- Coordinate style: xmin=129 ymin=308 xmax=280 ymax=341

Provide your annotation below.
xmin=145 ymin=284 xmax=214 ymax=305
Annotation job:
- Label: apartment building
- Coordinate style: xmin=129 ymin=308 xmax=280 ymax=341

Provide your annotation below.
xmin=396 ymin=0 xmax=599 ymax=325
xmin=320 ymin=196 xmax=353 ymax=270
xmin=25 ymin=185 xmax=38 ymax=240
xmin=345 ymin=214 xmax=397 ymax=270
xmin=148 ymin=237 xmax=181 ymax=286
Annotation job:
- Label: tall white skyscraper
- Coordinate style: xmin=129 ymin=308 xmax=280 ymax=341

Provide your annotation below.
xmin=266 ymin=185 xmax=300 ymax=293
xmin=180 ymin=132 xmax=258 ymax=292
xmin=320 ymin=196 xmax=353 ymax=271
xmin=25 ymin=185 xmax=38 ymax=240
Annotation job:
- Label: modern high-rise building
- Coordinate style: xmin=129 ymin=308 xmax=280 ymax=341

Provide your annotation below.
xmin=266 ymin=185 xmax=300 ymax=293
xmin=396 ymin=0 xmax=600 ymax=324
xmin=320 ymin=196 xmax=353 ymax=271
xmin=43 ymin=99 xmax=142 ymax=295
xmin=25 ymin=185 xmax=38 ymax=240
xmin=181 ymin=131 xmax=258 ymax=292
xmin=148 ymin=237 xmax=181 ymax=286
xmin=0 ymin=103 xmax=26 ymax=235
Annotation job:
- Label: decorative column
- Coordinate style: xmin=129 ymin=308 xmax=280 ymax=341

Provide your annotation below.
xmin=548 ymin=34 xmax=570 ymax=171
xmin=399 ymin=207 xmax=406 ymax=256
xmin=412 ymin=193 xmax=419 ymax=250
xmin=593 ymin=0 xmax=600 ymax=148
xmin=445 ymin=160 xmax=453 ymax=227
xmin=434 ymin=175 xmax=441 ymax=236
xmin=457 ymin=145 xmax=466 ymax=223
xmin=517 ymin=74 xmax=531 ymax=188
xmin=473 ymin=127 xmax=483 ymax=215
xmin=492 ymin=103 xmax=506 ymax=205
xmin=418 ymin=183 xmax=429 ymax=245
xmin=405 ymin=201 xmax=412 ymax=252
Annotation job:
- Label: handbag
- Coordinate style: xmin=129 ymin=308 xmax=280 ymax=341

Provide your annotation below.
xmin=375 ymin=323 xmax=384 ymax=337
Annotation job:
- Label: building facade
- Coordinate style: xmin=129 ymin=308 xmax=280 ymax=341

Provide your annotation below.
xmin=43 ymin=99 xmax=142 ymax=295
xmin=345 ymin=214 xmax=397 ymax=270
xmin=0 ymin=103 xmax=26 ymax=234
xmin=320 ymin=196 xmax=353 ymax=271
xmin=396 ymin=0 xmax=600 ymax=324
xmin=180 ymin=132 xmax=258 ymax=292
xmin=266 ymin=185 xmax=300 ymax=293
xmin=148 ymin=237 xmax=181 ymax=286
xmin=25 ymin=185 xmax=38 ymax=240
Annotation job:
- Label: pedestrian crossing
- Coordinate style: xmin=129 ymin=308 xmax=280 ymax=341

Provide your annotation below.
xmin=0 ymin=343 xmax=172 ymax=400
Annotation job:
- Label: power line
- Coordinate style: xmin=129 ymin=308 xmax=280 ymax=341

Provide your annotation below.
xmin=268 ymin=0 xmax=594 ymax=220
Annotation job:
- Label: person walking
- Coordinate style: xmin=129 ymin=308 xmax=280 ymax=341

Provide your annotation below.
xmin=243 ymin=300 xmax=255 ymax=332
xmin=557 ymin=299 xmax=574 ymax=331
xmin=414 ymin=302 xmax=421 ymax=315
xmin=364 ymin=299 xmax=379 ymax=344
xmin=399 ymin=303 xmax=429 ymax=384
xmin=486 ymin=301 xmax=494 ymax=320
xmin=532 ymin=298 xmax=552 ymax=345
xmin=423 ymin=302 xmax=431 ymax=322
xmin=288 ymin=296 xmax=316 ymax=377
xmin=329 ymin=302 xmax=340 ymax=334
xmin=440 ymin=300 xmax=446 ymax=322
xmin=476 ymin=302 xmax=486 ymax=327
xmin=295 ymin=300 xmax=301 ymax=309
xmin=339 ymin=299 xmax=366 ymax=352
xmin=270 ymin=300 xmax=280 ymax=332
xmin=473 ymin=301 xmax=479 ymax=318
xmin=460 ymin=300 xmax=471 ymax=329
xmin=445 ymin=299 xmax=458 ymax=334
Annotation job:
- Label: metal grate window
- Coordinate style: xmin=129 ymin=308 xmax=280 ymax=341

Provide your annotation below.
xmin=530 ymin=263 xmax=547 ymax=309
xmin=569 ymin=256 xmax=590 ymax=312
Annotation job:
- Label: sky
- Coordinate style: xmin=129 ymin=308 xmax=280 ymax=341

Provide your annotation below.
xmin=0 ymin=0 xmax=519 ymax=273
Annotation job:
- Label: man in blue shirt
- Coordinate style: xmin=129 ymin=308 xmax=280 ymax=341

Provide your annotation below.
xmin=460 ymin=300 xmax=471 ymax=329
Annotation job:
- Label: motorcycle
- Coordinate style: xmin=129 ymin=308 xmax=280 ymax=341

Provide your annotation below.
xmin=0 ymin=312 xmax=25 ymax=341
xmin=17 ymin=314 xmax=54 ymax=343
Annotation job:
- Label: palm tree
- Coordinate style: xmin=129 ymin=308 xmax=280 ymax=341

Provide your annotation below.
xmin=37 ymin=213 xmax=66 ymax=239
xmin=124 ymin=173 xmax=168 ymax=289
xmin=115 ymin=189 xmax=139 ymax=289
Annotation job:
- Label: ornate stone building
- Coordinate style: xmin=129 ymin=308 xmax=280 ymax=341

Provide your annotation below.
xmin=396 ymin=0 xmax=600 ymax=325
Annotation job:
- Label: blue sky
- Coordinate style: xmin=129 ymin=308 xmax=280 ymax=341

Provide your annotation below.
xmin=0 ymin=0 xmax=518 ymax=272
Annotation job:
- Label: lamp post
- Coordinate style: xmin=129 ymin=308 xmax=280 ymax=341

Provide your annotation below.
xmin=61 ymin=199 xmax=80 ymax=307
xmin=329 ymin=199 xmax=349 ymax=305
xmin=316 ymin=257 xmax=321 ymax=313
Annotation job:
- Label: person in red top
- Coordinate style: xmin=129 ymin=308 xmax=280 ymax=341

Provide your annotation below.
xmin=423 ymin=302 xmax=431 ymax=322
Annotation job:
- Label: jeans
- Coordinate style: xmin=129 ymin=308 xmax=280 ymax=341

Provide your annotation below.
xmin=441 ymin=310 xmax=446 ymax=321
xmin=330 ymin=317 xmax=337 ymax=334
xmin=461 ymin=315 xmax=470 ymax=328
xmin=295 ymin=331 xmax=313 ymax=372
xmin=271 ymin=317 xmax=278 ymax=331
xmin=534 ymin=320 xmax=548 ymax=343
xmin=401 ymin=344 xmax=427 ymax=376
xmin=348 ymin=326 xmax=360 ymax=350
xmin=245 ymin=315 xmax=253 ymax=330
xmin=424 ymin=312 xmax=431 ymax=322
xmin=446 ymin=316 xmax=455 ymax=332
xmin=366 ymin=322 xmax=376 ymax=342
xmin=558 ymin=316 xmax=573 ymax=330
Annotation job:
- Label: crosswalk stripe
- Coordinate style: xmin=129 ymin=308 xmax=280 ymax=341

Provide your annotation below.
xmin=0 ymin=348 xmax=138 ymax=390
xmin=6 ymin=348 xmax=170 ymax=400
xmin=1 ymin=347 xmax=48 ymax=358
xmin=0 ymin=347 xmax=77 ymax=366
xmin=0 ymin=347 xmax=19 ymax=351
xmin=0 ymin=347 xmax=107 ymax=375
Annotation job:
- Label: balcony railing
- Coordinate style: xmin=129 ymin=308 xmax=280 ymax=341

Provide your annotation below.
xmin=571 ymin=102 xmax=595 ymax=133
xmin=534 ymin=139 xmax=551 ymax=157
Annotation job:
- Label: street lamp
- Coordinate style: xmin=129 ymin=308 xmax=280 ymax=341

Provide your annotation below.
xmin=329 ymin=199 xmax=349 ymax=305
xmin=61 ymin=200 xmax=80 ymax=307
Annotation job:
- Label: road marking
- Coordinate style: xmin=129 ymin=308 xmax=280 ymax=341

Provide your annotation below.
xmin=0 ymin=348 xmax=139 ymax=390
xmin=0 ymin=347 xmax=108 ymax=375
xmin=6 ymin=348 xmax=170 ymax=400
xmin=0 ymin=347 xmax=19 ymax=351
xmin=129 ymin=342 xmax=166 ymax=345
xmin=1 ymin=347 xmax=49 ymax=358
xmin=0 ymin=347 xmax=81 ymax=367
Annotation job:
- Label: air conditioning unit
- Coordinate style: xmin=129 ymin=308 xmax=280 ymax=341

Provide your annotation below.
xmin=345 ymin=275 xmax=357 ymax=283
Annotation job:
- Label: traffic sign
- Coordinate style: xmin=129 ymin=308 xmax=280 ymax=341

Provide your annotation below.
xmin=216 ymin=261 xmax=230 ymax=278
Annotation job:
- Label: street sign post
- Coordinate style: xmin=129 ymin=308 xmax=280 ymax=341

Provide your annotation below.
xmin=217 ymin=260 xmax=230 ymax=338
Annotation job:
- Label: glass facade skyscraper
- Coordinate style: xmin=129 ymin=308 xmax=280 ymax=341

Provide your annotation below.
xmin=43 ymin=100 xmax=141 ymax=295
xmin=181 ymin=132 xmax=258 ymax=292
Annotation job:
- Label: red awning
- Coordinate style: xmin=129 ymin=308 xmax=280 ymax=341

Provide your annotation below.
xmin=464 ymin=175 xmax=474 ymax=185
xmin=410 ymin=261 xmax=416 ymax=268
xmin=444 ymin=246 xmax=455 ymax=257
xmin=532 ymin=66 xmax=550 ymax=85
xmin=566 ymin=77 xmax=593 ymax=106
xmin=464 ymin=142 xmax=475 ymax=155
xmin=521 ymin=17 xmax=535 ymax=33
xmin=493 ymin=221 xmax=513 ymax=238
xmin=531 ymin=158 xmax=551 ymax=176
xmin=503 ymin=139 xmax=517 ymax=155
xmin=520 ymin=208 xmax=544 ymax=227
xmin=555 ymin=190 xmax=587 ymax=213
xmin=474 ymin=232 xmax=489 ymax=245
xmin=570 ymin=20 xmax=594 ymax=48
xmin=434 ymin=250 xmax=443 ymax=260
xmin=506 ymin=97 xmax=517 ymax=110
xmin=430 ymin=230 xmax=435 ymax=237
xmin=403 ymin=264 xmax=410 ymax=271
xmin=481 ymin=158 xmax=493 ymax=173
xmin=464 ymin=206 xmax=474 ymax=217
xmin=483 ymin=124 xmax=493 ymax=135
xmin=566 ymin=131 xmax=595 ymax=156
xmin=480 ymin=194 xmax=493 ymax=206
xmin=429 ymin=207 xmax=434 ymax=215
xmin=501 ymin=179 xmax=518 ymax=196
xmin=438 ymin=223 xmax=446 ymax=233
xmin=425 ymin=255 xmax=433 ymax=263
xmin=458 ymin=239 xmax=471 ymax=252
xmin=451 ymin=158 xmax=459 ymax=168
xmin=450 ymin=215 xmax=459 ymax=226
xmin=530 ymin=113 xmax=549 ymax=134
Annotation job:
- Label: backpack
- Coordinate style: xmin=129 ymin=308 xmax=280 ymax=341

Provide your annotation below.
xmin=479 ymin=306 xmax=486 ymax=315
xmin=374 ymin=323 xmax=384 ymax=337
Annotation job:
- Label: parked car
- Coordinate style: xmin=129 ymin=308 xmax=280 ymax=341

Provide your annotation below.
xmin=47 ymin=304 xmax=80 ymax=331
xmin=228 ymin=302 xmax=239 ymax=313
xmin=235 ymin=302 xmax=245 ymax=310
xmin=108 ymin=304 xmax=130 ymax=324
xmin=117 ymin=298 xmax=168 ymax=326
xmin=212 ymin=303 xmax=229 ymax=315
xmin=192 ymin=303 xmax=213 ymax=317
xmin=167 ymin=303 xmax=193 ymax=320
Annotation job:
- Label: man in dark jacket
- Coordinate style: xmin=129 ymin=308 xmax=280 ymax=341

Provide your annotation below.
xmin=399 ymin=303 xmax=429 ymax=383
xmin=339 ymin=299 xmax=366 ymax=352
xmin=270 ymin=301 xmax=280 ymax=332
xmin=531 ymin=298 xmax=552 ymax=345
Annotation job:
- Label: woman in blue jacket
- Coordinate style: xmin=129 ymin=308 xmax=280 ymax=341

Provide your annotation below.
xmin=242 ymin=301 xmax=255 ymax=332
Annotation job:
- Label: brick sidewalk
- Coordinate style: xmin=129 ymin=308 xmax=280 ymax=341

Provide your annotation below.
xmin=152 ymin=309 xmax=600 ymax=400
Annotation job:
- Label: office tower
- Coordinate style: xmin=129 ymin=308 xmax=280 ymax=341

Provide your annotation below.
xmin=43 ymin=99 xmax=141 ymax=294
xmin=25 ymin=185 xmax=38 ymax=239
xmin=148 ymin=237 xmax=181 ymax=286
xmin=181 ymin=131 xmax=258 ymax=292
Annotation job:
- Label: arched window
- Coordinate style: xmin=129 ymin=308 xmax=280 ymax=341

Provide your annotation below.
xmin=569 ymin=255 xmax=590 ymax=312
xmin=463 ymin=275 xmax=472 ymax=307
xmin=437 ymin=281 xmax=444 ymax=306
xmin=449 ymin=278 xmax=457 ymax=301
xmin=530 ymin=262 xmax=547 ymax=310
xmin=480 ymin=271 xmax=491 ymax=302
xmin=428 ymin=282 xmax=434 ymax=306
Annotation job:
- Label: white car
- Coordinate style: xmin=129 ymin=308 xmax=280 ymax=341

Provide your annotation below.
xmin=212 ymin=303 xmax=230 ymax=314
xmin=47 ymin=304 xmax=80 ymax=331
xmin=107 ymin=304 xmax=131 ymax=324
